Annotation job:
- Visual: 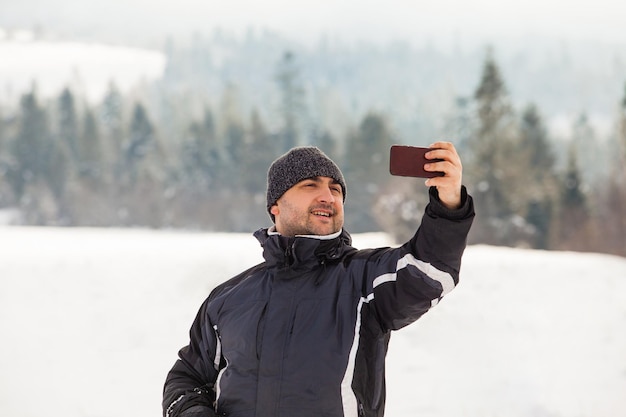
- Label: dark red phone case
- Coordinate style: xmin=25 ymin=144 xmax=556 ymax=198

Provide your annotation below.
xmin=389 ymin=145 xmax=444 ymax=178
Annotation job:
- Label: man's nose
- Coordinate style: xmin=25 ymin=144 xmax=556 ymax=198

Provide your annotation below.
xmin=318 ymin=186 xmax=336 ymax=203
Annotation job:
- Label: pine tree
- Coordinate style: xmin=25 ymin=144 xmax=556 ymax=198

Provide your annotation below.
xmin=9 ymin=90 xmax=70 ymax=223
xmin=172 ymin=107 xmax=219 ymax=229
xmin=556 ymin=143 xmax=591 ymax=250
xmin=601 ymin=81 xmax=626 ymax=255
xmin=467 ymin=50 xmax=523 ymax=245
xmin=181 ymin=107 xmax=220 ymax=190
xmin=217 ymin=83 xmax=247 ymax=191
xmin=58 ymin=88 xmax=79 ymax=163
xmin=78 ymin=108 xmax=102 ymax=183
xmin=561 ymin=147 xmax=586 ymax=208
xmin=0 ymin=107 xmax=14 ymax=206
xmin=242 ymin=109 xmax=276 ymax=194
xmin=124 ymin=102 xmax=155 ymax=186
xmin=571 ymin=112 xmax=601 ymax=184
xmin=44 ymin=131 xmax=70 ymax=216
xmin=619 ymin=82 xmax=626 ymax=183
xmin=519 ymin=104 xmax=558 ymax=248
xmin=223 ymin=119 xmax=246 ymax=189
xmin=275 ymin=51 xmax=306 ymax=152
xmin=100 ymin=82 xmax=125 ymax=185
xmin=344 ymin=112 xmax=393 ymax=232
xmin=9 ymin=92 xmax=49 ymax=199
xmin=614 ymin=83 xmax=626 ymax=252
xmin=238 ymin=110 xmax=279 ymax=229
xmin=0 ymin=108 xmax=5 ymax=154
xmin=121 ymin=102 xmax=168 ymax=227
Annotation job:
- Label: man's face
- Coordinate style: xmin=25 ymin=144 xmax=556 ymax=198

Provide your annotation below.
xmin=271 ymin=176 xmax=344 ymax=237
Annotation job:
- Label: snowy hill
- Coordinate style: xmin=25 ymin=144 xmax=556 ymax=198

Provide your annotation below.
xmin=0 ymin=38 xmax=165 ymax=104
xmin=1 ymin=226 xmax=625 ymax=417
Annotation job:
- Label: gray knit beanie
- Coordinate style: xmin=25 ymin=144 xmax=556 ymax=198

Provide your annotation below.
xmin=266 ymin=146 xmax=346 ymax=221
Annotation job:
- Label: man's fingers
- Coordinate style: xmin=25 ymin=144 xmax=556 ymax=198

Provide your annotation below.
xmin=426 ymin=142 xmax=460 ymax=164
xmin=422 ymin=141 xmax=463 ymax=209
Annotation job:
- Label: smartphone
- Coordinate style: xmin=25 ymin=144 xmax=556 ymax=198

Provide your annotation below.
xmin=389 ymin=145 xmax=444 ymax=178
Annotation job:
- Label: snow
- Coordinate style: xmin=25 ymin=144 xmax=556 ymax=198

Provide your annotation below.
xmin=1 ymin=226 xmax=625 ymax=417
xmin=0 ymin=39 xmax=165 ymax=104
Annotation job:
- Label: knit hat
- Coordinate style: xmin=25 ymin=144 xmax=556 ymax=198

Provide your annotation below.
xmin=266 ymin=146 xmax=346 ymax=221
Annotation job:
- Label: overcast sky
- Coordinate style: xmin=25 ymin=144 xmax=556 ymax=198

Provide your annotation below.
xmin=1 ymin=0 xmax=625 ymax=46
xmin=164 ymin=0 xmax=626 ymax=44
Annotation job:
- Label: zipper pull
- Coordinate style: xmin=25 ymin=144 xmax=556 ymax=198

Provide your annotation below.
xmin=284 ymin=245 xmax=292 ymax=264
xmin=284 ymin=238 xmax=296 ymax=265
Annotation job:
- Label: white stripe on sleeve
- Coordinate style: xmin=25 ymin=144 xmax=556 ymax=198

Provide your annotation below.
xmin=372 ymin=253 xmax=455 ymax=297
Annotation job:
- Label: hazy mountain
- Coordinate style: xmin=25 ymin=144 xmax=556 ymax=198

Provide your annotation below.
xmin=2 ymin=2 xmax=625 ymax=152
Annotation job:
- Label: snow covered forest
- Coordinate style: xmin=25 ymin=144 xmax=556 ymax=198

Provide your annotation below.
xmin=1 ymin=20 xmax=626 ymax=256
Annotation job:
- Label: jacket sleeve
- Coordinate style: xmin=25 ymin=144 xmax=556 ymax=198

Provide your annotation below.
xmin=163 ymin=298 xmax=221 ymax=417
xmin=362 ymin=185 xmax=474 ymax=332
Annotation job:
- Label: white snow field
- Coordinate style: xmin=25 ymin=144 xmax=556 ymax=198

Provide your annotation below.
xmin=1 ymin=226 xmax=625 ymax=417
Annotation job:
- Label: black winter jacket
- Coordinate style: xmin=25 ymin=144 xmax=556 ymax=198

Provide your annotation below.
xmin=163 ymin=187 xmax=474 ymax=417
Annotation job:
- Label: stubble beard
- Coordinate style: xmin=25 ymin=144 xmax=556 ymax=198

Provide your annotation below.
xmin=279 ymin=203 xmax=343 ymax=237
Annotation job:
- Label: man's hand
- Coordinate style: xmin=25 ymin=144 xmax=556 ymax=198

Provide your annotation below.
xmin=424 ymin=141 xmax=463 ymax=209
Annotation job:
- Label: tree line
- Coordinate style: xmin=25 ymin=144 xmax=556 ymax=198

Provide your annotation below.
xmin=0 ymin=50 xmax=625 ymax=256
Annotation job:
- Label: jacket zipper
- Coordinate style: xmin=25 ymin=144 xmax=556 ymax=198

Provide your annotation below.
xmin=284 ymin=239 xmax=295 ymax=266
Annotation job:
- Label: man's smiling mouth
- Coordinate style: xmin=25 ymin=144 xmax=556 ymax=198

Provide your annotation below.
xmin=312 ymin=210 xmax=332 ymax=217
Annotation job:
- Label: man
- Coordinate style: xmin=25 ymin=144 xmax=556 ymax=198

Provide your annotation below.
xmin=163 ymin=142 xmax=474 ymax=417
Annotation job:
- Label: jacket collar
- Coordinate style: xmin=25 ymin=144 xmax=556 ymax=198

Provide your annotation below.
xmin=254 ymin=227 xmax=354 ymax=271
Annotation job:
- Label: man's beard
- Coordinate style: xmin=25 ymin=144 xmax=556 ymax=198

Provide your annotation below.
xmin=280 ymin=204 xmax=342 ymax=236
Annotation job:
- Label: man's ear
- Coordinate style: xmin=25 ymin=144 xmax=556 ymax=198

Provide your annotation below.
xmin=270 ymin=205 xmax=279 ymax=217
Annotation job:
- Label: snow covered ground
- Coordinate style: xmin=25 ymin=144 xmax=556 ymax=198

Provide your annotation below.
xmin=1 ymin=226 xmax=625 ymax=417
